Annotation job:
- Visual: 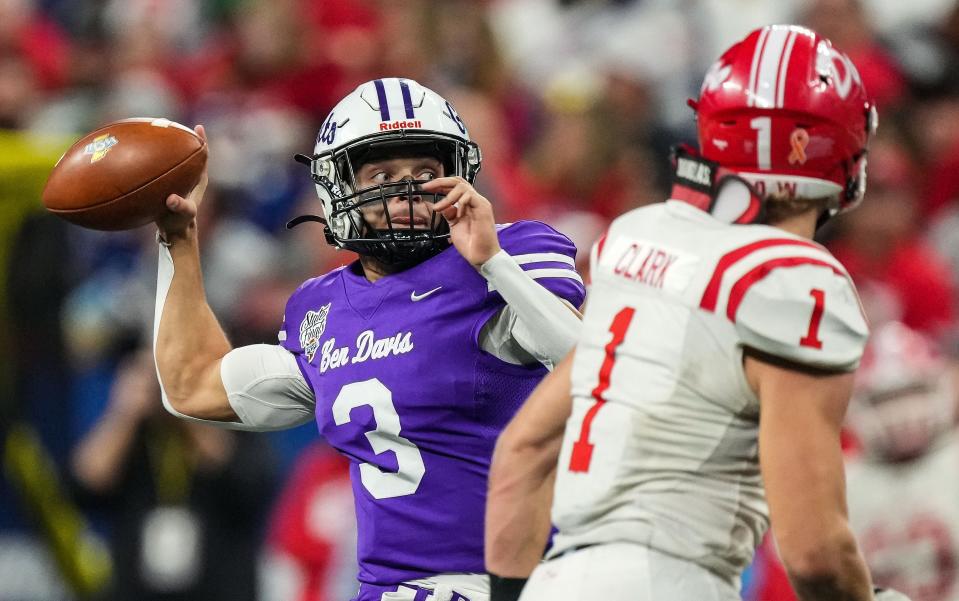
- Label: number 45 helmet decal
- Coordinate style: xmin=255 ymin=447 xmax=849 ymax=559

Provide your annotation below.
xmin=292 ymin=78 xmax=482 ymax=266
xmin=691 ymin=25 xmax=878 ymax=217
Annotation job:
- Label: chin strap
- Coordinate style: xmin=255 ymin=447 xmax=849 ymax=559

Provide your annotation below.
xmin=285 ymin=213 xmax=338 ymax=246
xmin=669 ymin=145 xmax=766 ymax=225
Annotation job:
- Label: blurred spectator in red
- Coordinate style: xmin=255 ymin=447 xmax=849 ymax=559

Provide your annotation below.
xmin=801 ymin=0 xmax=908 ymax=109
xmin=828 ymin=131 xmax=956 ymax=336
xmin=263 ymin=443 xmax=357 ymax=601
xmin=521 ymin=70 xmax=663 ymax=222
xmin=0 ymin=0 xmax=70 ymax=91
xmin=912 ymin=4 xmax=959 ymax=221
xmin=442 ymin=86 xmax=543 ymax=222
xmin=0 ymin=53 xmax=39 ymax=128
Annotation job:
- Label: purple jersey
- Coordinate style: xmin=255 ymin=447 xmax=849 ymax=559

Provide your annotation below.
xmin=279 ymin=221 xmax=585 ymax=594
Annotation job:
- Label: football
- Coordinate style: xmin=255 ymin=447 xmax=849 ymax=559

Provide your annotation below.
xmin=41 ymin=118 xmax=207 ymax=231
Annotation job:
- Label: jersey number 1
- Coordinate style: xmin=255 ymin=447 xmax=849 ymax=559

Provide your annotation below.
xmin=569 ymin=307 xmax=635 ymax=473
xmin=800 ymin=288 xmax=825 ymax=349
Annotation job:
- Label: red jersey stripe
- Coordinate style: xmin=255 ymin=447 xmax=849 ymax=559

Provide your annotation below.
xmin=595 ymin=231 xmax=608 ymax=260
xmin=726 ymin=257 xmax=844 ymax=322
xmin=700 ymin=238 xmax=826 ymax=311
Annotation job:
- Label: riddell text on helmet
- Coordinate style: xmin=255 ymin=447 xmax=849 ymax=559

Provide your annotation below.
xmin=380 ymin=120 xmax=423 ymax=131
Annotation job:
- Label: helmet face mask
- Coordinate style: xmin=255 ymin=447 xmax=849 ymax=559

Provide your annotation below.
xmin=295 ymin=79 xmax=482 ymax=266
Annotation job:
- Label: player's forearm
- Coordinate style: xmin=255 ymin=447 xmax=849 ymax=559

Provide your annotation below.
xmin=154 ymin=226 xmax=232 ymax=409
xmin=485 ymin=434 xmax=559 ymax=577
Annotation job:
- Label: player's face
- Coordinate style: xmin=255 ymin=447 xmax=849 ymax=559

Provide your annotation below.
xmin=355 ymin=156 xmax=445 ymax=230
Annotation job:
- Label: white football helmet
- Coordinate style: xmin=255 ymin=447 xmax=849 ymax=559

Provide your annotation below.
xmin=292 ymin=78 xmax=482 ymax=265
xmin=846 ymin=322 xmax=956 ymax=462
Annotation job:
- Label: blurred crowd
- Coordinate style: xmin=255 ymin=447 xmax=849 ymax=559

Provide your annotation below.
xmin=3 ymin=0 xmax=959 ymax=599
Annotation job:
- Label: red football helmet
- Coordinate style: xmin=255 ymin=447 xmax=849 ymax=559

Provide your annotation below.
xmin=692 ymin=25 xmax=877 ymax=215
xmin=847 ymin=322 xmax=956 ymax=461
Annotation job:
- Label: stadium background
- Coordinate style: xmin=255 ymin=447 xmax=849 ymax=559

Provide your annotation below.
xmin=1 ymin=0 xmax=958 ymax=599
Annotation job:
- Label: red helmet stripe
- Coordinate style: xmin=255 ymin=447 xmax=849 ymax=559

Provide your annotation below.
xmin=747 ymin=27 xmax=770 ymax=108
xmin=754 ymin=27 xmax=791 ymax=108
xmin=775 ymin=30 xmax=798 ymax=108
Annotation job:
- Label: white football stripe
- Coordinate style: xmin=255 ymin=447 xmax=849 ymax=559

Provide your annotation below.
xmin=754 ymin=27 xmax=790 ymax=109
xmin=776 ymin=31 xmax=798 ymax=108
xmin=747 ymin=27 xmax=769 ymax=108
xmin=487 ymin=268 xmax=583 ymax=292
xmin=513 ymin=252 xmax=576 ymax=267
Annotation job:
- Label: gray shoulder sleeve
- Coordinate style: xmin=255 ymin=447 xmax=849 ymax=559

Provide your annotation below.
xmin=220 ymin=344 xmax=316 ymax=431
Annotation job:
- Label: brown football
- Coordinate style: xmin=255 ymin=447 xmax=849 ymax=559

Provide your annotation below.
xmin=42 ymin=118 xmax=207 ymax=231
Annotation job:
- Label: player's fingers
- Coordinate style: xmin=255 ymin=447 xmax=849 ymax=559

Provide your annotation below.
xmin=166 ymin=193 xmax=197 ymax=218
xmin=421 ymin=176 xmax=467 ymax=194
xmin=438 ymin=203 xmax=458 ymax=223
xmin=194 ymin=124 xmax=207 ymax=143
xmin=432 ymin=183 xmax=468 ymax=213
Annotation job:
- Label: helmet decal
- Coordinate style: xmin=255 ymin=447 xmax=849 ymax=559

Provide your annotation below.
xmin=788 ymin=128 xmax=810 ymax=165
xmin=701 ymin=61 xmax=732 ymax=94
xmin=319 ymin=112 xmax=348 ymax=146
xmin=815 ymin=41 xmax=863 ymax=100
xmin=444 ymin=101 xmax=467 ymax=135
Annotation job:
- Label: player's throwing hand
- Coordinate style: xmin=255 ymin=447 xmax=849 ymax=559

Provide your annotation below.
xmin=158 ymin=124 xmax=209 ymax=239
xmin=425 ymin=176 xmax=501 ymax=268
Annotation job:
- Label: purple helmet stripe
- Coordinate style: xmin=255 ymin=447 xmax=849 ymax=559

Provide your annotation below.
xmin=399 ymin=80 xmax=415 ymax=119
xmin=374 ymin=79 xmax=390 ymax=121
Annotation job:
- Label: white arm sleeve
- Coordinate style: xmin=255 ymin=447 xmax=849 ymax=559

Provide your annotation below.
xmin=153 ymin=243 xmax=314 ymax=431
xmin=478 ymin=250 xmax=582 ymax=370
xmin=220 ymin=344 xmax=316 ymax=431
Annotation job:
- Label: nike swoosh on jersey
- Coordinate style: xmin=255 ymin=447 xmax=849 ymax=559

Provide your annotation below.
xmin=410 ymin=286 xmax=442 ymax=301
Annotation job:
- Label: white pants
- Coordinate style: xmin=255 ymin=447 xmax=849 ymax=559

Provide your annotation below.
xmin=520 ymin=543 xmax=740 ymax=601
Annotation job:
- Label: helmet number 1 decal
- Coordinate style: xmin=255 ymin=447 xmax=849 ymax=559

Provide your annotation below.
xmin=800 ymin=288 xmax=826 ymax=349
xmin=750 ymin=116 xmax=772 ymax=170
xmin=569 ymin=307 xmax=636 ymax=473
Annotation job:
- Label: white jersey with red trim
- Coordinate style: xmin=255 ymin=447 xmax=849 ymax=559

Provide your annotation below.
xmin=846 ymin=434 xmax=959 ymax=601
xmin=549 ymin=200 xmax=869 ymax=583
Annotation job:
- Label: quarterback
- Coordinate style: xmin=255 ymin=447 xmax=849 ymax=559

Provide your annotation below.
xmin=153 ymin=79 xmax=586 ymax=601
xmin=485 ymin=26 xmax=908 ymax=601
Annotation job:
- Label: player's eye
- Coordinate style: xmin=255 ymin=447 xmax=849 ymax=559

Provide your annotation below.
xmin=370 ymin=171 xmax=390 ymax=184
xmin=419 ymin=170 xmax=437 ymax=181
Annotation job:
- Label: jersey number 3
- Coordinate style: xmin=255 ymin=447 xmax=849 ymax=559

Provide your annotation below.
xmin=332 ymin=379 xmax=426 ymax=499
